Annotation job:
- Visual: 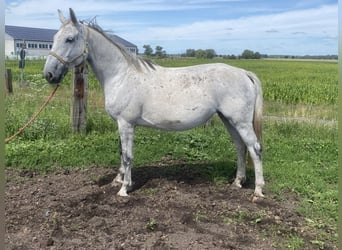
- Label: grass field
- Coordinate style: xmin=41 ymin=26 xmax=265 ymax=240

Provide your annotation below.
xmin=5 ymin=58 xmax=338 ymax=247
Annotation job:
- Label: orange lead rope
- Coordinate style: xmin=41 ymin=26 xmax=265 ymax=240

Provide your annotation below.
xmin=5 ymin=84 xmax=60 ymax=143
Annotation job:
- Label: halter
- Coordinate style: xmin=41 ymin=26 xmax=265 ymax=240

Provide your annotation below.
xmin=49 ymin=26 xmax=89 ymax=67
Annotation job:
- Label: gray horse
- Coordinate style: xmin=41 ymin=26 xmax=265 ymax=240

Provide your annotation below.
xmin=44 ymin=8 xmax=264 ymax=197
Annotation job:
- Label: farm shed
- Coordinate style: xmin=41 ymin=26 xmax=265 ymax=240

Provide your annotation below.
xmin=109 ymin=34 xmax=138 ymax=55
xmin=5 ymin=25 xmax=57 ymax=59
xmin=5 ymin=25 xmax=138 ymax=59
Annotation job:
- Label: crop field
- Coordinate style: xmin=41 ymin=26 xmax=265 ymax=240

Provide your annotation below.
xmin=5 ymin=58 xmax=337 ymax=249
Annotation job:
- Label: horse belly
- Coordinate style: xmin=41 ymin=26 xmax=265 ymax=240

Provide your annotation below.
xmin=140 ymin=102 xmax=215 ymax=131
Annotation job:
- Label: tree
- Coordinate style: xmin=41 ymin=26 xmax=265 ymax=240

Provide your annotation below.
xmin=195 ymin=49 xmax=207 ymax=59
xmin=254 ymin=52 xmax=261 ymax=59
xmin=241 ymin=49 xmax=262 ymax=59
xmin=223 ymin=54 xmax=237 ymax=59
xmin=185 ymin=49 xmax=196 ymax=57
xmin=182 ymin=48 xmax=217 ymax=59
xmin=155 ymin=45 xmax=167 ymax=58
xmin=241 ymin=49 xmax=255 ymax=59
xmin=205 ymin=49 xmax=216 ymax=59
xmin=143 ymin=45 xmax=153 ymax=56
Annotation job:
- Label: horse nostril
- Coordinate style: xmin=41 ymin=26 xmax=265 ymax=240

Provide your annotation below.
xmin=46 ymin=72 xmax=54 ymax=82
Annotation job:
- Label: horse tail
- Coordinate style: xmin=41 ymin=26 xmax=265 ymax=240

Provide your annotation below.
xmin=250 ymin=71 xmax=263 ymax=142
xmin=246 ymin=71 xmax=263 ymax=167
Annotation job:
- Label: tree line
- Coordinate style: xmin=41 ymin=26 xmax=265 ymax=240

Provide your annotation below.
xmin=181 ymin=49 xmax=217 ymax=59
xmin=142 ymin=45 xmax=167 ymax=58
xmin=181 ymin=49 xmax=264 ymax=59
xmin=141 ymin=45 xmax=337 ymax=60
xmin=142 ymin=45 xmax=264 ymax=59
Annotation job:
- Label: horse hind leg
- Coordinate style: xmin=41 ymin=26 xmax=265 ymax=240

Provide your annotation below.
xmin=232 ymin=136 xmax=247 ymax=188
xmin=219 ymin=113 xmax=264 ymax=197
xmin=236 ymin=123 xmax=264 ymax=197
xmin=218 ymin=114 xmax=247 ymax=188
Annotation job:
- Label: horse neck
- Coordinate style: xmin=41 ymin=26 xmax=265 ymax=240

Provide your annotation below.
xmin=85 ymin=26 xmax=132 ymax=86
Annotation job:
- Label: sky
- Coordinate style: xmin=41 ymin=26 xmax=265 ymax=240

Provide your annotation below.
xmin=4 ymin=0 xmax=338 ymax=56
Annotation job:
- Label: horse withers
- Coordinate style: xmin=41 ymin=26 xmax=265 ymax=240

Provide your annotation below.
xmin=44 ymin=8 xmax=265 ymax=198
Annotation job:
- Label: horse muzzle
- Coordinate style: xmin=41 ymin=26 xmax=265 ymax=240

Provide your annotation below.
xmin=44 ymin=63 xmax=68 ymax=84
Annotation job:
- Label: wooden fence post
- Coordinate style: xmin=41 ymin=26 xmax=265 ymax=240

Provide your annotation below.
xmin=71 ymin=64 xmax=88 ymax=132
xmin=5 ymin=69 xmax=13 ymax=94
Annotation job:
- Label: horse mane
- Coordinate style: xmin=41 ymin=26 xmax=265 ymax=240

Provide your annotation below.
xmin=83 ymin=20 xmax=155 ymax=72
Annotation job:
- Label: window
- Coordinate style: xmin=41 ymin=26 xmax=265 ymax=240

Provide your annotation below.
xmin=39 ymin=43 xmax=51 ymax=49
xmin=27 ymin=43 xmax=38 ymax=49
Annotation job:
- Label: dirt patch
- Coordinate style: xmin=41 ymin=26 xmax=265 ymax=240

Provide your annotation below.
xmin=5 ymin=163 xmax=335 ymax=249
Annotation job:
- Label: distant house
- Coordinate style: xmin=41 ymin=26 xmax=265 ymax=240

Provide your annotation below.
xmin=5 ymin=25 xmax=57 ymax=59
xmin=5 ymin=25 xmax=138 ymax=59
xmin=109 ymin=34 xmax=138 ymax=55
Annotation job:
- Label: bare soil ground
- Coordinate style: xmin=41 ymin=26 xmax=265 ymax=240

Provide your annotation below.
xmin=5 ymin=161 xmax=335 ymax=250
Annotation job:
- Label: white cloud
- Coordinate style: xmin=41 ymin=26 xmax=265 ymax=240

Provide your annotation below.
xmin=122 ymin=3 xmax=337 ymax=55
xmin=127 ymin=4 xmax=337 ymax=41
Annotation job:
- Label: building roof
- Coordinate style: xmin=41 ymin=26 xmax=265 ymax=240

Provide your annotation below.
xmin=109 ymin=34 xmax=137 ymax=48
xmin=5 ymin=25 xmax=57 ymax=42
xmin=5 ymin=25 xmax=137 ymax=48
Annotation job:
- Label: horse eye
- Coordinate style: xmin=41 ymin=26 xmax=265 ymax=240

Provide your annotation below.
xmin=66 ymin=37 xmax=74 ymax=43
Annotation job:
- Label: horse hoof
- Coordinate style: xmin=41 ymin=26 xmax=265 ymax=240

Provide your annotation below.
xmin=233 ymin=176 xmax=245 ymax=188
xmin=111 ymin=174 xmax=123 ymax=187
xmin=233 ymin=182 xmax=242 ymax=188
xmin=117 ymin=189 xmax=129 ymax=197
xmin=254 ymin=186 xmax=264 ymax=198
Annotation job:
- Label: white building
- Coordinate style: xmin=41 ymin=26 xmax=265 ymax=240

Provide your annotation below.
xmin=5 ymin=25 xmax=57 ymax=59
xmin=5 ymin=25 xmax=138 ymax=59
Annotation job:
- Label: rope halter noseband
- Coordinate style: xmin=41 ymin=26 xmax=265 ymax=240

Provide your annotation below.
xmin=49 ymin=26 xmax=89 ymax=67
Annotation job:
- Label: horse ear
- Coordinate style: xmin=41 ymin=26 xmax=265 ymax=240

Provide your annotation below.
xmin=69 ymin=8 xmax=78 ymax=25
xmin=58 ymin=9 xmax=67 ymax=24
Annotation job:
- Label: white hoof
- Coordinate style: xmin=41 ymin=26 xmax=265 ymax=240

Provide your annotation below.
xmin=254 ymin=186 xmax=264 ymax=198
xmin=233 ymin=176 xmax=246 ymax=188
xmin=111 ymin=174 xmax=123 ymax=187
xmin=233 ymin=181 xmax=242 ymax=188
xmin=117 ymin=188 xmax=128 ymax=197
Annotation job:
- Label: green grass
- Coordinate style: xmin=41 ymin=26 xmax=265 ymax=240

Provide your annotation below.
xmin=264 ymin=121 xmax=337 ymax=221
xmin=5 ymin=58 xmax=338 ymax=246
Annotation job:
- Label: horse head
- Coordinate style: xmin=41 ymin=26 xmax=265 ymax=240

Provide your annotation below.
xmin=44 ymin=8 xmax=88 ymax=83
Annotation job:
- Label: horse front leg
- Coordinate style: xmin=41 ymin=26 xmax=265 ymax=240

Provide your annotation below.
xmin=114 ymin=120 xmax=135 ymax=196
xmin=112 ymin=136 xmax=125 ymax=186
